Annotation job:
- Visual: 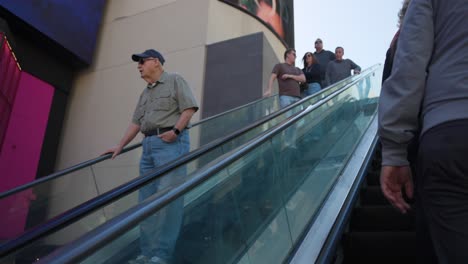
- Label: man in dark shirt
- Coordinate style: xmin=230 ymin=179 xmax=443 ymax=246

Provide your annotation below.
xmin=314 ymin=38 xmax=336 ymax=86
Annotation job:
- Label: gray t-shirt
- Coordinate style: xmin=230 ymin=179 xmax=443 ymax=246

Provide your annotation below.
xmin=325 ymin=59 xmax=361 ymax=86
xmin=132 ymin=72 xmax=199 ymax=134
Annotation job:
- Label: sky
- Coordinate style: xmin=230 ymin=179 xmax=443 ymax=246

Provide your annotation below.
xmin=294 ymin=0 xmax=403 ymax=70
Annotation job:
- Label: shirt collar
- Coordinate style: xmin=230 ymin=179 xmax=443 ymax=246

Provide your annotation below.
xmin=146 ymin=71 xmax=168 ymax=89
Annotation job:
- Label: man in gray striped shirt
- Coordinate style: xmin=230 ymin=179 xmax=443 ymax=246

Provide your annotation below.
xmin=379 ymin=0 xmax=468 ymax=262
xmin=324 ymin=47 xmax=361 ymax=86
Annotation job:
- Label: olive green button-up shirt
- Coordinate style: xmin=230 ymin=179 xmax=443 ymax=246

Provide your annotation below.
xmin=132 ymin=71 xmax=199 ymax=134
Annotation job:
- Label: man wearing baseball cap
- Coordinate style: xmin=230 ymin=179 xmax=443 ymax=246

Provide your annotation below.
xmin=105 ymin=49 xmax=198 ymax=264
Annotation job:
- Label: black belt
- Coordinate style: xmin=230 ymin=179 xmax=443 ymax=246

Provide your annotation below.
xmin=144 ymin=127 xmax=173 ymax=137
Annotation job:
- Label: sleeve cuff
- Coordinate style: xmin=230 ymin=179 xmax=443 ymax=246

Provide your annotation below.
xmin=381 ymin=141 xmax=410 ymax=166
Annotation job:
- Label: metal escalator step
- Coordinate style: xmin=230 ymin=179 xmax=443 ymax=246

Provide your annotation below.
xmin=14 ymin=244 xmax=58 ymax=264
xmin=366 ymin=171 xmax=381 ymax=186
xmin=360 ymin=186 xmax=389 ymax=206
xmin=343 ymin=231 xmax=416 ymax=263
xmin=350 ymin=206 xmax=414 ymax=231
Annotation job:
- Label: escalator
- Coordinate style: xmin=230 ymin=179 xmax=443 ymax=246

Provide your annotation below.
xmin=339 ymin=146 xmax=416 ymax=264
xmin=0 ymin=65 xmax=382 ymax=263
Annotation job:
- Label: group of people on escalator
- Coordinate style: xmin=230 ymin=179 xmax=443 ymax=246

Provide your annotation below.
xmin=264 ymin=39 xmax=361 ymax=109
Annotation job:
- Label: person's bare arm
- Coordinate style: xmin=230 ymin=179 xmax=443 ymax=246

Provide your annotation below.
xmin=103 ymin=123 xmax=140 ymax=159
xmin=264 ymin=73 xmax=277 ymax=97
xmin=282 ymin=73 xmax=306 ymax=83
xmin=380 ymin=165 xmax=413 ymax=213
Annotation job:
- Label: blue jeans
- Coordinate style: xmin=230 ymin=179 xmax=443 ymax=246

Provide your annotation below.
xmin=279 ymin=95 xmax=300 ymax=147
xmin=304 ymin=82 xmax=321 ymax=96
xmin=357 ymin=76 xmax=371 ymax=100
xmin=279 ymin=95 xmax=300 ymax=109
xmin=139 ymin=130 xmax=189 ymax=262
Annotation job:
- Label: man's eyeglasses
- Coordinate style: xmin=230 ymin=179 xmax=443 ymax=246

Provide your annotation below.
xmin=315 ymin=41 xmax=322 ymax=44
xmin=138 ymin=57 xmax=155 ymax=65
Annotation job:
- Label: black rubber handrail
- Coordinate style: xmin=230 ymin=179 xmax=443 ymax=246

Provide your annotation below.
xmin=0 ymin=66 xmax=379 ymax=258
xmin=0 ymin=95 xmax=277 ymax=199
xmin=36 ymin=69 xmax=377 ymax=264
xmin=315 ymin=137 xmax=380 ymax=264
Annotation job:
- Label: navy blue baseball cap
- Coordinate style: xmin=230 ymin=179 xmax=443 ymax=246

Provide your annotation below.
xmin=131 ymin=49 xmax=165 ymax=65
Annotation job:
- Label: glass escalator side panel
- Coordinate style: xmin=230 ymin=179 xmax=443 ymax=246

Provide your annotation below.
xmin=0 ymin=66 xmax=373 ymax=242
xmin=0 ymin=86 xmax=324 ymax=262
xmin=56 ymin=71 xmax=382 ymax=264
xmin=0 ymin=67 xmax=381 ymax=263
xmin=0 ymin=95 xmax=280 ymax=242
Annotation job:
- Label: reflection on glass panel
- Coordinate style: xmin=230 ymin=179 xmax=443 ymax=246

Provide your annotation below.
xmin=92 ymin=149 xmax=141 ymax=194
xmin=78 ymin=167 xmax=245 ymax=264
xmin=192 ymin=96 xmax=279 ymax=149
xmin=226 ymin=142 xmax=285 ymax=245
xmin=76 ymin=75 xmax=381 ymax=262
xmin=237 ymin=254 xmax=251 ymax=264
xmin=0 ymin=95 xmax=280 ymax=242
xmin=247 ymin=208 xmax=292 ymax=264
xmin=0 ymin=189 xmax=36 ymax=241
xmin=80 ymin=141 xmax=294 ymax=264
xmin=0 ymin=208 xmax=108 ymax=264
xmin=0 ymin=152 xmax=139 ymax=243
xmin=175 ymin=169 xmax=246 ymax=264
xmin=45 ymin=167 xmax=99 ymax=217
xmin=0 ymin=166 xmax=97 ymax=241
xmin=81 ymin=227 xmax=139 ymax=264
xmin=287 ymin=76 xmax=380 ymax=242
xmin=0 ymin=67 xmax=377 ymax=245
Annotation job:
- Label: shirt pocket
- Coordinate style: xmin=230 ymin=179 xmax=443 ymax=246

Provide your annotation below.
xmin=150 ymin=89 xmax=173 ymax=111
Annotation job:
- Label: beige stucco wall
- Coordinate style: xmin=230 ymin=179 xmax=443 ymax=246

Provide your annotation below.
xmin=56 ymin=0 xmax=286 ymax=169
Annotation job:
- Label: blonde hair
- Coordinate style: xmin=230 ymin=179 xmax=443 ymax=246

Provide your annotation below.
xmin=398 ymin=0 xmax=411 ymax=27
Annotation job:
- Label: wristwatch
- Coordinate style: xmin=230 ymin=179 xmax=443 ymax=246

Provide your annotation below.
xmin=172 ymin=127 xmax=181 ymax=136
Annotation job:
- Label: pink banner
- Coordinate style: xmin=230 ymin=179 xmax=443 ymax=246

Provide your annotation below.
xmin=0 ymin=34 xmax=22 ymax=151
xmin=0 ymin=72 xmax=54 ymax=239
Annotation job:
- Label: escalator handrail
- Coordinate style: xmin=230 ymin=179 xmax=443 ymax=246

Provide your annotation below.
xmin=36 ymin=68 xmax=379 ymax=264
xmin=314 ymin=137 xmax=380 ymax=264
xmin=0 ymin=64 xmax=379 ymax=200
xmin=190 ymin=94 xmax=278 ymax=125
xmin=0 ymin=95 xmax=277 ymax=199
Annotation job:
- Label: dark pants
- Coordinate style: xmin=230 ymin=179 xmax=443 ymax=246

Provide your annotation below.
xmin=416 ymin=119 xmax=468 ymax=264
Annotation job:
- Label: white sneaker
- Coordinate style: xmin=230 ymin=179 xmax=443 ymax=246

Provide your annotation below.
xmin=128 ymin=255 xmax=149 ymax=264
xmin=149 ymin=256 xmax=169 ymax=264
xmin=128 ymin=255 xmax=168 ymax=264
